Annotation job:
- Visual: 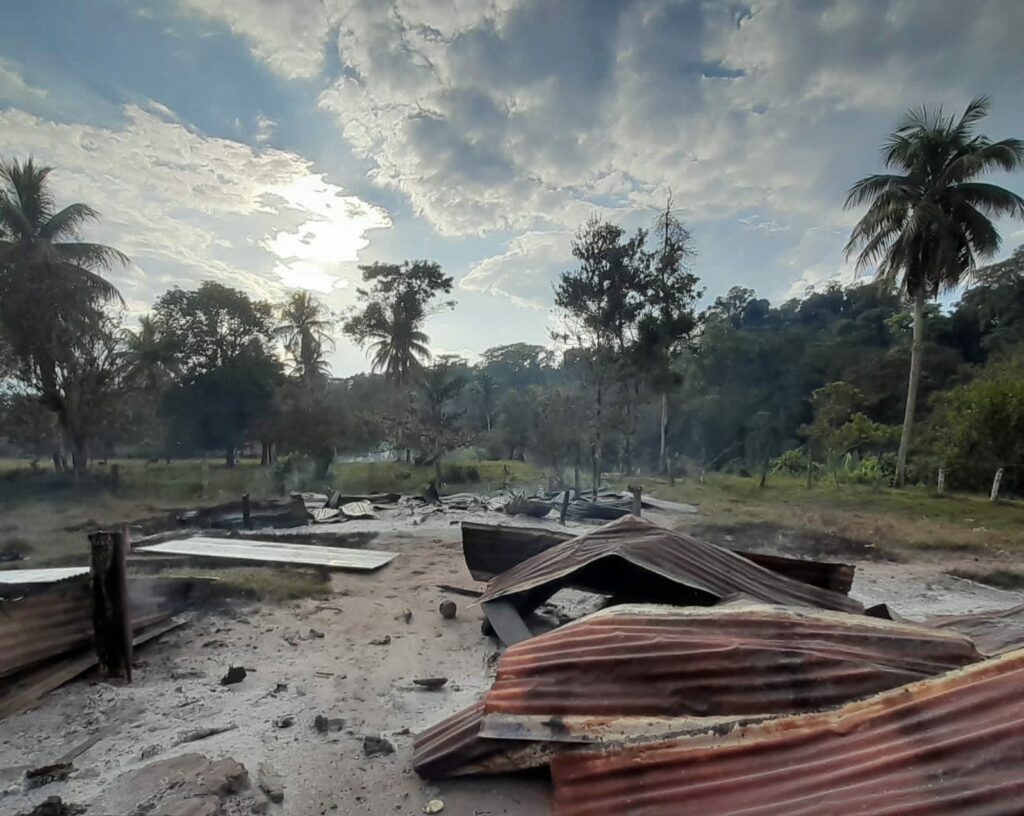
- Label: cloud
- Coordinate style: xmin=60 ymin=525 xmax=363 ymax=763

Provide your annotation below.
xmin=179 ymin=0 xmax=331 ymax=80
xmin=0 ymin=58 xmax=48 ymax=105
xmin=460 ymin=230 xmax=572 ymax=310
xmin=173 ymin=0 xmax=1024 ymax=313
xmin=0 ymin=102 xmax=391 ymax=310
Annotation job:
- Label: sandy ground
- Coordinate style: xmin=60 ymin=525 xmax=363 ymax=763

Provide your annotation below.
xmin=3 ymin=506 xmax=1024 ymax=816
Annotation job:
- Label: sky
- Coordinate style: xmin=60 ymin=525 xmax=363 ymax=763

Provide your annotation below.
xmin=2 ymin=0 xmax=1024 ymax=375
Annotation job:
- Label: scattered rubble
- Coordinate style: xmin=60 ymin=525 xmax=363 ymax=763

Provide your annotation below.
xmin=25 ymin=762 xmax=73 ymax=789
xmin=257 ymin=763 xmax=285 ymax=804
xmin=362 ymin=735 xmax=395 ymax=758
xmin=313 ymin=714 xmax=346 ymax=733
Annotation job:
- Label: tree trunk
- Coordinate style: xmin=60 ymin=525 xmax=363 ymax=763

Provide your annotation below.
xmin=71 ymin=436 xmax=88 ymax=478
xmin=225 ymin=447 xmax=236 ymax=468
xmin=260 ymin=441 xmax=271 ymax=466
xmin=659 ymin=391 xmax=669 ymax=474
xmin=434 ymin=457 xmax=443 ymax=486
xmin=895 ymin=291 xmax=926 ymax=487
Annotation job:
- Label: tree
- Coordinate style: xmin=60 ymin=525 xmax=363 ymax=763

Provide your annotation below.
xmin=276 ymin=291 xmax=335 ymax=384
xmin=412 ymin=357 xmax=468 ymax=482
xmin=845 ymin=96 xmax=1024 ymax=486
xmin=644 ymin=194 xmax=701 ymax=474
xmin=343 ymin=261 xmax=454 ymax=387
xmin=555 ymin=218 xmax=650 ymax=490
xmin=152 ymin=282 xmax=274 ymax=378
xmin=153 ymin=282 xmax=278 ymax=466
xmin=0 ymin=158 xmax=128 ymax=474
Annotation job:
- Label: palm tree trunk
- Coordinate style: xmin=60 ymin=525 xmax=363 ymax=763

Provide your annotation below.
xmin=659 ymin=391 xmax=669 ymax=474
xmin=895 ymin=290 xmax=926 ymax=487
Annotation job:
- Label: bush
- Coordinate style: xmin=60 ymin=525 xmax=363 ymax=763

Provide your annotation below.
xmin=770 ymin=448 xmax=807 ymax=475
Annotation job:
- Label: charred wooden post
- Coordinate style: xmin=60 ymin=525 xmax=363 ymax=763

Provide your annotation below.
xmin=559 ymin=490 xmax=570 ymax=525
xmin=630 ymin=485 xmax=642 ymax=517
xmin=242 ymin=493 xmax=252 ymax=528
xmin=110 ymin=463 xmax=120 ymax=494
xmin=89 ymin=530 xmax=133 ymax=681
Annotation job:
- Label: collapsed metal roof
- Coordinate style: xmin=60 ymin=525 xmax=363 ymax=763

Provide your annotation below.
xmin=549 ymin=646 xmax=1024 ymax=816
xmin=927 ymin=602 xmax=1024 ymax=656
xmin=414 ymin=602 xmax=981 ymax=778
xmin=478 ymin=516 xmax=863 ymax=616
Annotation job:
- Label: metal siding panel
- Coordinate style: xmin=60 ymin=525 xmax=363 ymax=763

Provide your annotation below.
xmin=550 ymin=649 xmax=1024 ymax=816
xmin=137 ymin=536 xmax=397 ymax=570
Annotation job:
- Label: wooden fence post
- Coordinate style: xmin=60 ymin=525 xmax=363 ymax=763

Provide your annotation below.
xmin=630 ymin=485 xmax=642 ymax=517
xmin=990 ymin=467 xmax=1004 ymax=502
xmin=559 ymin=490 xmax=570 ymax=525
xmin=937 ymin=468 xmax=946 ymax=494
xmin=89 ymin=530 xmax=132 ymax=681
xmin=242 ymin=493 xmax=252 ymax=528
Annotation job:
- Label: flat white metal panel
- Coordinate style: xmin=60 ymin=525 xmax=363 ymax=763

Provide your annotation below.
xmin=137 ymin=536 xmax=397 ymax=571
xmin=0 ymin=567 xmax=90 ymax=584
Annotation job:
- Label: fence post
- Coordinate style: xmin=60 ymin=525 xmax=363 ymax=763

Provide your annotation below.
xmin=937 ymin=468 xmax=946 ymax=494
xmin=990 ymin=467 xmax=1004 ymax=502
xmin=559 ymin=490 xmax=570 ymax=525
xmin=242 ymin=493 xmax=252 ymax=528
xmin=89 ymin=530 xmax=132 ymax=681
xmin=630 ymin=485 xmax=642 ymax=517
xmin=201 ymin=460 xmax=210 ymax=497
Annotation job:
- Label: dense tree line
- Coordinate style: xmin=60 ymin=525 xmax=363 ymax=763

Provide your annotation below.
xmin=2 ymin=96 xmax=1023 ymax=495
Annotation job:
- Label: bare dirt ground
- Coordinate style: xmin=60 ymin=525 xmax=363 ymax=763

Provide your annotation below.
xmin=3 ymin=507 xmax=1024 ymax=816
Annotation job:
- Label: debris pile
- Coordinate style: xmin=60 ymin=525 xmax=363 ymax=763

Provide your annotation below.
xmin=415 ymin=514 xmax=1024 ymax=814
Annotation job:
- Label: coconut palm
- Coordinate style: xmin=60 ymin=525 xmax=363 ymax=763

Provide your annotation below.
xmin=275 ymin=290 xmax=335 ymax=382
xmin=123 ymin=315 xmax=176 ymax=392
xmin=359 ymin=297 xmax=432 ymax=387
xmin=0 ymin=158 xmax=125 ymax=304
xmin=844 ymin=96 xmax=1024 ymax=486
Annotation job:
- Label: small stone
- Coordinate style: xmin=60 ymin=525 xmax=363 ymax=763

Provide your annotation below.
xmin=314 ymin=715 xmax=345 ymax=733
xmin=220 ymin=666 xmax=246 ymax=685
xmin=412 ymin=677 xmax=448 ymax=691
xmin=273 ymin=716 xmax=294 ymax=729
xmin=402 ymin=608 xmax=413 ymax=624
xmin=258 ymin=763 xmax=285 ymax=804
xmin=438 ymin=600 xmax=457 ymax=620
xmin=423 ymin=800 xmax=445 ymax=814
xmin=369 ymin=635 xmax=391 ymax=646
xmin=362 ymin=735 xmax=395 ymax=757
xmin=307 ymin=628 xmax=325 ymax=639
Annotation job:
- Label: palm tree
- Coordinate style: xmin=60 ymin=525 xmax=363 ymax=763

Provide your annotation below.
xmin=0 ymin=159 xmax=125 ymax=304
xmin=275 ymin=290 xmax=335 ymax=383
xmin=362 ymin=297 xmax=432 ymax=387
xmin=0 ymin=158 xmax=127 ymax=475
xmin=844 ymin=96 xmax=1024 ymax=486
xmin=123 ymin=315 xmax=176 ymax=391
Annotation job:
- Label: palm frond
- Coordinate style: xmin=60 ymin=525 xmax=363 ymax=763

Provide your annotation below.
xmin=954 ymin=95 xmax=991 ymax=137
xmin=949 ymin=182 xmax=1024 ymax=219
xmin=52 ymin=242 xmax=130 ymax=271
xmin=39 ymin=203 xmax=100 ymax=241
xmin=843 ymin=174 xmax=916 ymax=210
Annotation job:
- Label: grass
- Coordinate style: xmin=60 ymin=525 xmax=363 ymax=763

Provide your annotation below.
xmin=0 ymin=457 xmax=542 ymax=570
xmin=158 ymin=566 xmax=332 ymax=601
xmin=947 ymin=567 xmax=1024 ymax=591
xmin=614 ymin=472 xmax=1024 ymax=559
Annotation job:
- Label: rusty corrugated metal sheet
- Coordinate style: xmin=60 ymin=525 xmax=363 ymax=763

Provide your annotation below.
xmin=550 ymin=647 xmax=1024 ymax=816
xmin=479 ymin=516 xmax=862 ymax=614
xmin=413 ymin=603 xmax=980 ymax=778
xmin=926 ymin=603 xmax=1024 ymax=656
xmin=1 ymin=576 xmax=197 ymax=680
xmin=461 ymin=522 xmax=855 ymax=592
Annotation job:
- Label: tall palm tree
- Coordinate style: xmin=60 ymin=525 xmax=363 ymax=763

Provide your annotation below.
xmin=275 ymin=290 xmax=335 ymax=382
xmin=123 ymin=315 xmax=176 ymax=391
xmin=362 ymin=297 xmax=432 ymax=387
xmin=845 ymin=96 xmax=1024 ymax=486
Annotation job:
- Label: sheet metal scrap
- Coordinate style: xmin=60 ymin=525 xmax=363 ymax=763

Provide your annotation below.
xmin=137 ymin=536 xmax=397 ymax=571
xmin=461 ymin=521 xmax=855 ymax=592
xmin=926 ymin=602 xmax=1024 ymax=656
xmin=478 ymin=517 xmax=864 ymax=635
xmin=412 ymin=602 xmax=980 ymax=778
xmin=550 ymin=647 xmax=1024 ymax=816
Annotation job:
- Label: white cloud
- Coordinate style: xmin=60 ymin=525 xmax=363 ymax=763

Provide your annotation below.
xmin=179 ymin=0 xmax=331 ymax=80
xmin=0 ymin=103 xmax=391 ymax=309
xmin=460 ymin=230 xmax=572 ymax=309
xmin=0 ymin=58 xmax=48 ymax=104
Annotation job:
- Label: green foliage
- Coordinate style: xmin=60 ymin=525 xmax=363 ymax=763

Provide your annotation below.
xmin=929 ymin=354 xmax=1024 ymax=492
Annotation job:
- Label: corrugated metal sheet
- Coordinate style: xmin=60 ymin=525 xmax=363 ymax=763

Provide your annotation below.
xmin=0 ymin=567 xmax=90 ymax=585
xmin=479 ymin=516 xmax=862 ymax=614
xmin=926 ymin=603 xmax=1024 ymax=656
xmin=550 ymin=647 xmax=1024 ymax=816
xmin=413 ymin=603 xmax=980 ymax=778
xmin=137 ymin=536 xmax=397 ymax=571
xmin=461 ymin=522 xmax=855 ymax=592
